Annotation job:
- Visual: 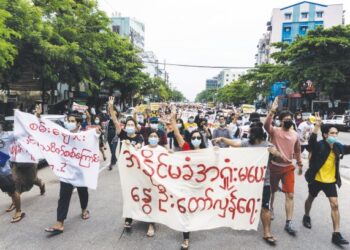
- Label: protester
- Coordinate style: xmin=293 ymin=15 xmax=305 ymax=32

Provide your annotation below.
xmin=297 ymin=116 xmax=315 ymax=158
xmin=294 ymin=112 xmax=303 ymax=127
xmin=170 ymin=110 xmax=207 ymax=250
xmin=228 ymin=112 xmax=240 ymax=139
xmin=106 ymin=104 xmax=119 ymax=170
xmin=140 ymin=116 xmax=168 ymax=148
xmin=197 ymin=117 xmax=212 ymax=147
xmin=264 ymin=97 xmax=302 ymax=236
xmin=212 ymin=115 xmax=232 ymax=148
xmin=45 ymin=112 xmax=92 ymax=235
xmin=91 ymin=115 xmax=107 ymax=161
xmin=184 ymin=115 xmax=198 ymax=134
xmin=213 ymin=121 xmax=280 ymax=245
xmin=108 ymin=96 xmax=144 ymax=229
xmin=303 ymin=113 xmax=350 ymax=246
xmin=0 ymin=120 xmax=24 ymax=223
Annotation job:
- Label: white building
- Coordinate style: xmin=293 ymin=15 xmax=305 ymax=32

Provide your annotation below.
xmin=217 ymin=69 xmax=246 ymax=87
xmin=111 ymin=14 xmax=145 ymax=51
xmin=256 ymin=1 xmax=344 ymax=64
xmin=140 ymin=51 xmax=164 ymax=78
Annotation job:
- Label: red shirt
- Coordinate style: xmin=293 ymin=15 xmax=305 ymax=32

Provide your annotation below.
xmin=182 ymin=142 xmax=191 ymax=151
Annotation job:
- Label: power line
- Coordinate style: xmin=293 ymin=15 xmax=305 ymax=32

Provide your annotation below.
xmin=142 ymin=60 xmax=254 ymax=69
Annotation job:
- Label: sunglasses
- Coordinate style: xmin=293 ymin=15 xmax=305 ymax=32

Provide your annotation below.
xmin=191 ymin=136 xmax=201 ymax=140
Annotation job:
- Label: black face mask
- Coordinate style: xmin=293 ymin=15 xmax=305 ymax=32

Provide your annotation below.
xmin=283 ymin=120 xmax=293 ymax=129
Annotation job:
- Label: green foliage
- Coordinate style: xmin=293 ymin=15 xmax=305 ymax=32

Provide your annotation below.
xmin=216 ymin=79 xmax=253 ymax=105
xmin=272 ymin=25 xmax=350 ymax=99
xmin=195 ymin=89 xmax=217 ymax=103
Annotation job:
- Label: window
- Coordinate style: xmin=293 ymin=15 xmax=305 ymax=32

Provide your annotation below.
xmin=301 ymin=12 xmax=308 ymax=19
xmin=316 ymin=11 xmax=323 ymax=18
xmin=284 ymin=27 xmax=291 ymax=32
xmin=284 ymin=13 xmax=292 ymax=20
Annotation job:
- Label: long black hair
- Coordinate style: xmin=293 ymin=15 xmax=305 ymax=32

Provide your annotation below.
xmin=189 ymin=130 xmax=206 ymax=149
xmin=248 ymin=122 xmax=267 ymax=145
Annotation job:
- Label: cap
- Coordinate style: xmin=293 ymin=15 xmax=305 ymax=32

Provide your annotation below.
xmin=309 ymin=116 xmax=316 ymax=124
xmin=149 ymin=117 xmax=159 ymax=123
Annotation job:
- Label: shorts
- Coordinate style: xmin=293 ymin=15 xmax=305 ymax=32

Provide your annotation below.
xmin=262 ymin=185 xmax=271 ymax=209
xmin=0 ymin=174 xmax=16 ymax=194
xmin=270 ymin=164 xmax=295 ymax=193
xmin=308 ymin=181 xmax=337 ymax=198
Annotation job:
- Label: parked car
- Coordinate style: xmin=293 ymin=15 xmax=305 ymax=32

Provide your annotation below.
xmin=256 ymin=108 xmax=268 ymax=116
xmin=323 ymin=115 xmax=350 ymax=131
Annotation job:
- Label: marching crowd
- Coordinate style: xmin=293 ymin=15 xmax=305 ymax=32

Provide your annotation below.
xmin=0 ymin=97 xmax=350 ymax=249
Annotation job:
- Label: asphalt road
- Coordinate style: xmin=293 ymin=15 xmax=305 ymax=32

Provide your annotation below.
xmin=1 ymin=132 xmax=350 ymax=250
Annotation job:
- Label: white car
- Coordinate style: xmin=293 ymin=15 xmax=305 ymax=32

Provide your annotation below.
xmin=323 ymin=115 xmax=350 ymax=131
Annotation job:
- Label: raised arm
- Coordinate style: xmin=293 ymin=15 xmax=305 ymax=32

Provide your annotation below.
xmin=108 ymin=96 xmax=122 ymax=135
xmin=264 ymin=97 xmax=278 ymax=135
xmin=170 ymin=111 xmax=185 ymax=148
xmin=309 ymin=112 xmax=321 ymax=152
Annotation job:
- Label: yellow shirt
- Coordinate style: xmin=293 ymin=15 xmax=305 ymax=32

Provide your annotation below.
xmin=315 ymin=150 xmax=336 ymax=183
xmin=184 ymin=122 xmax=198 ymax=130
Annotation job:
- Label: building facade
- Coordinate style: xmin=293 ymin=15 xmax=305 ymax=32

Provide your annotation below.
xmin=256 ymin=1 xmax=344 ymax=64
xmin=217 ymin=69 xmax=246 ymax=87
xmin=111 ymin=15 xmax=145 ymax=51
xmin=206 ymin=78 xmax=219 ymax=90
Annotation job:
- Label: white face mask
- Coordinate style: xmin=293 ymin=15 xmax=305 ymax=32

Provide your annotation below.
xmin=64 ymin=122 xmax=77 ymax=131
xmin=95 ymin=119 xmax=100 ymax=124
xmin=150 ymin=123 xmax=158 ymax=130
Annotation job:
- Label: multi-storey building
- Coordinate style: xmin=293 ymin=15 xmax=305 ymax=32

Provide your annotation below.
xmin=256 ymin=1 xmax=344 ymax=64
xmin=111 ymin=14 xmax=145 ymax=51
xmin=217 ymin=69 xmax=246 ymax=87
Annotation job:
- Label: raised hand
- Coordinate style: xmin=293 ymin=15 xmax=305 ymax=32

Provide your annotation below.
xmin=314 ymin=112 xmax=322 ymax=127
xmin=271 ymin=97 xmax=279 ymax=112
xmin=35 ymin=103 xmax=42 ymax=117
xmin=108 ymin=96 xmax=115 ymax=107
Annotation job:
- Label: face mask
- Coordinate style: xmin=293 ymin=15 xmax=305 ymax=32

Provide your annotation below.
xmin=149 ymin=137 xmax=159 ymax=146
xmin=95 ymin=119 xmax=100 ymax=124
xmin=220 ymin=122 xmax=226 ymax=127
xmin=274 ymin=120 xmax=281 ymax=127
xmin=326 ymin=136 xmax=337 ymax=144
xmin=188 ymin=118 xmax=194 ymax=123
xmin=283 ymin=120 xmax=293 ymax=129
xmin=82 ymin=115 xmax=86 ymax=119
xmin=177 ymin=123 xmax=182 ymax=128
xmin=64 ymin=122 xmax=77 ymax=131
xmin=191 ymin=139 xmax=201 ymax=148
xmin=150 ymin=123 xmax=158 ymax=130
xmin=102 ymin=110 xmax=107 ymax=114
xmin=297 ymin=116 xmax=301 ymax=119
xmin=188 ymin=127 xmax=195 ymax=133
xmin=125 ymin=127 xmax=135 ymax=135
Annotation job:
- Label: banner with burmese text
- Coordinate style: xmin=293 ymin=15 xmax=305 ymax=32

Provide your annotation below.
xmin=118 ymin=143 xmax=269 ymax=231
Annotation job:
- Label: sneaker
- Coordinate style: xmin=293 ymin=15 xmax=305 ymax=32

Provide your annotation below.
xmin=284 ymin=220 xmax=297 ymax=236
xmin=302 ymin=215 xmax=311 ymax=229
xmin=332 ymin=232 xmax=349 ymax=245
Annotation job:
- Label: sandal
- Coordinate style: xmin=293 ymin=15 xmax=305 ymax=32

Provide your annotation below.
xmin=45 ymin=227 xmax=64 ymax=236
xmin=181 ymin=239 xmax=189 ymax=250
xmin=124 ymin=221 xmax=132 ymax=229
xmin=263 ymin=236 xmax=277 ymax=246
xmin=81 ymin=210 xmax=90 ymax=220
xmin=11 ymin=212 xmax=25 ymax=223
xmin=6 ymin=203 xmax=15 ymax=212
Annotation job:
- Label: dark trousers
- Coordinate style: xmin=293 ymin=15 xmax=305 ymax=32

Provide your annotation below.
xmin=57 ymin=181 xmax=88 ymax=222
xmin=183 ymin=232 xmax=190 ymax=239
xmin=108 ymin=139 xmax=117 ymax=165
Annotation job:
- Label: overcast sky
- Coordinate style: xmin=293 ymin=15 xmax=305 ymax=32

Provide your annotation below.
xmin=98 ymin=0 xmax=350 ymax=101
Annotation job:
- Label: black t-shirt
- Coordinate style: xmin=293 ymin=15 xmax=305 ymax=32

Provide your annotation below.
xmin=119 ymin=130 xmax=144 ymax=147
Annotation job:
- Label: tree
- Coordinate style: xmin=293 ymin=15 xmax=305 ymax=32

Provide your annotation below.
xmin=195 ymin=89 xmax=217 ymax=103
xmin=272 ymin=25 xmax=350 ymax=101
xmin=0 ymin=0 xmax=18 ymax=71
xmin=216 ymin=79 xmax=253 ymax=105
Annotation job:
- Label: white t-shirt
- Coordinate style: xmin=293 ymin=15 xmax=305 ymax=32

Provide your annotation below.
xmin=297 ymin=121 xmax=314 ymax=146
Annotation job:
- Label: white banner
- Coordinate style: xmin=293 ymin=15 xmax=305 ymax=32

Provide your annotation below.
xmin=12 ymin=110 xmax=100 ymax=189
xmin=118 ymin=144 xmax=269 ymax=232
xmin=72 ymin=102 xmax=88 ymax=113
